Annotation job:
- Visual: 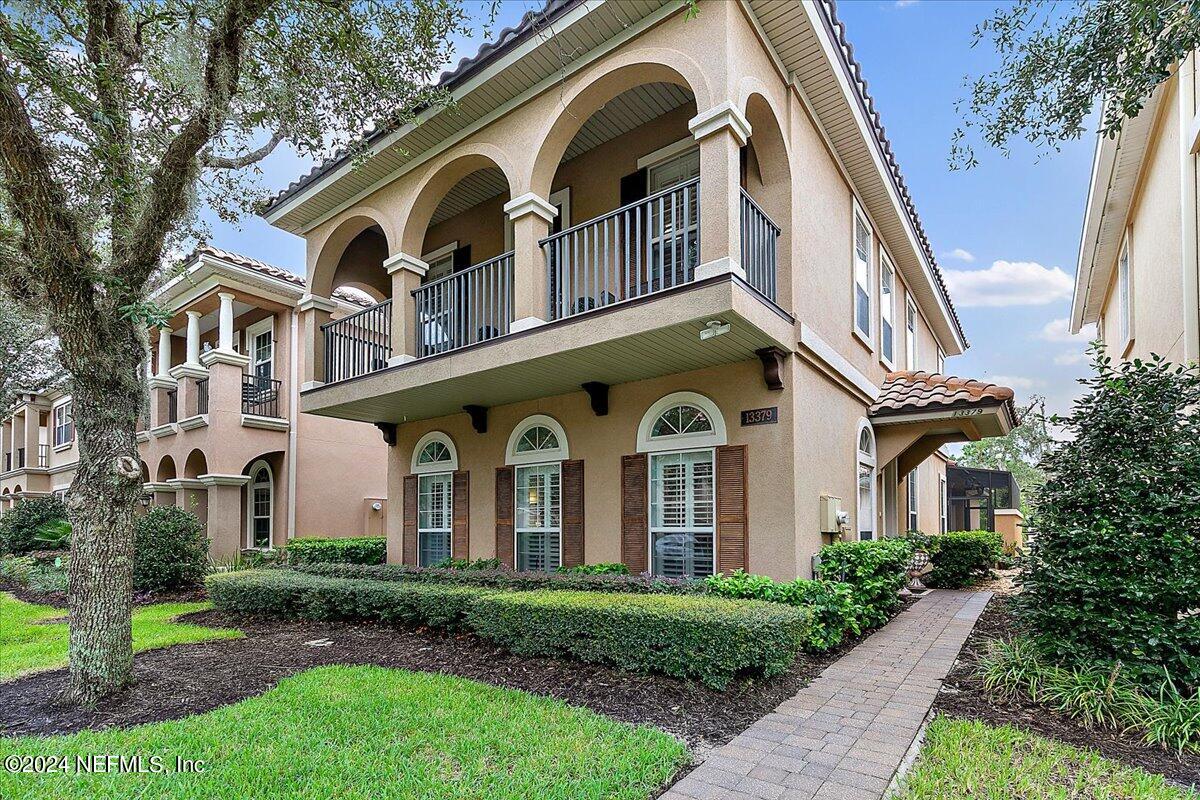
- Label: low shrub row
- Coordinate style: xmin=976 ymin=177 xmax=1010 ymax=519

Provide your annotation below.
xmin=0 ymin=496 xmax=68 ymax=555
xmin=919 ymin=530 xmax=1002 ymax=589
xmin=206 ymin=569 xmax=811 ymax=689
xmin=979 ymin=637 xmax=1200 ymax=755
xmin=703 ymin=570 xmax=861 ymax=651
xmin=285 ymin=536 xmax=387 ymax=566
xmin=817 ymin=539 xmax=912 ymax=628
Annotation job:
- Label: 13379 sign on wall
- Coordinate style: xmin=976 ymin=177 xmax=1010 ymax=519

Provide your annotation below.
xmin=740 ymin=407 xmax=778 ymax=426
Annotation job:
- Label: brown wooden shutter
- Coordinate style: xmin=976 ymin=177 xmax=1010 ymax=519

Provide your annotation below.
xmin=561 ymin=460 xmax=585 ymax=567
xmin=452 ymin=470 xmax=469 ymax=560
xmin=620 ymin=454 xmax=648 ymax=574
xmin=716 ymin=444 xmax=749 ymax=574
xmin=402 ymin=474 xmax=418 ymax=566
xmin=495 ymin=466 xmax=514 ymax=567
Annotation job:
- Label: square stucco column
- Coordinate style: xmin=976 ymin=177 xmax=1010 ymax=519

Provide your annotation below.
xmin=201 ymin=474 xmax=250 ymax=559
xmin=22 ymin=408 xmax=39 ymax=465
xmin=297 ymin=293 xmax=336 ymax=389
xmin=690 ymin=102 xmax=751 ymax=280
xmin=504 ymin=193 xmax=556 ymax=332
xmin=384 ymin=253 xmax=427 ymax=366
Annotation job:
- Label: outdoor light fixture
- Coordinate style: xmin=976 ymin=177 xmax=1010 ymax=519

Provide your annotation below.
xmin=139 ymin=492 xmax=152 ymax=508
xmin=699 ymin=320 xmax=730 ymax=341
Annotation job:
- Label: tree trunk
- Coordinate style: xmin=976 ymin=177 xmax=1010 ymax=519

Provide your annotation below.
xmin=58 ymin=310 xmax=147 ymax=706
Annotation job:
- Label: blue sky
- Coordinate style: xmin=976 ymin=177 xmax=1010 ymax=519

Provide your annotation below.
xmin=203 ymin=0 xmax=1098 ymax=416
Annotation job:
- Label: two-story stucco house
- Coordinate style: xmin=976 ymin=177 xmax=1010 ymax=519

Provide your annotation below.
xmin=1074 ymin=51 xmax=1200 ymax=362
xmin=260 ymin=0 xmax=1016 ymax=580
xmin=2 ymin=246 xmax=390 ymax=558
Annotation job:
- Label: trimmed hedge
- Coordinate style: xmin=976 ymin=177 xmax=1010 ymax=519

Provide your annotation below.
xmin=286 ymin=536 xmax=386 ymax=566
xmin=206 ymin=569 xmax=491 ymax=628
xmin=134 ymin=507 xmax=208 ymax=591
xmin=925 ymin=530 xmax=1002 ymax=589
xmin=467 ymin=590 xmax=811 ymax=689
xmin=817 ymin=538 xmax=912 ymax=628
xmin=206 ymin=569 xmax=809 ymax=689
xmin=703 ymin=570 xmax=862 ymax=652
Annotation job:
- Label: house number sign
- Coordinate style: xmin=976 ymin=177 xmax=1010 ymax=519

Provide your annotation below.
xmin=740 ymin=407 xmax=778 ymax=426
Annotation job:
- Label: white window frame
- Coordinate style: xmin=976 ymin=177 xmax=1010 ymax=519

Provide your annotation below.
xmin=648 ymin=447 xmax=716 ymax=579
xmin=422 ymin=241 xmax=458 ymax=283
xmin=939 ymin=473 xmax=948 ymax=534
xmin=411 ymin=430 xmax=459 ymax=475
xmin=856 ymin=418 xmax=877 ymax=541
xmin=907 ymin=468 xmax=919 ymax=532
xmin=52 ymin=401 xmax=74 ymax=449
xmin=417 ymin=471 xmax=453 ymax=568
xmin=505 ymin=414 xmax=569 ymax=466
xmin=905 ymin=295 xmax=918 ymax=371
xmin=636 ymin=136 xmax=698 ymax=173
xmin=245 ymin=316 xmax=275 ymax=383
xmin=549 ymin=187 xmax=572 ymax=231
xmin=936 ymin=346 xmax=945 ymax=374
xmin=636 ymin=391 xmax=727 ymax=454
xmin=879 ymin=252 xmax=896 ymax=368
xmin=246 ymin=459 xmax=274 ymax=550
xmin=1117 ymin=235 xmax=1133 ymax=350
xmin=852 ymin=202 xmax=873 ymax=347
xmin=514 ymin=461 xmax=563 ymax=573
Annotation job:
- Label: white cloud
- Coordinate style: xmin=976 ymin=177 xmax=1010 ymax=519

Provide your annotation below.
xmin=942 ymin=248 xmax=975 ymax=263
xmin=986 ymin=375 xmax=1042 ymax=390
xmin=1052 ymin=351 xmax=1088 ymax=366
xmin=943 ymin=260 xmax=1073 ymax=307
xmin=894 ymin=0 xmax=919 ymax=7
xmin=1038 ymin=318 xmax=1096 ymax=343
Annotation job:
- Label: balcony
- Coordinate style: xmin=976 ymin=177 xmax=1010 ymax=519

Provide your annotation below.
xmin=242 ymin=375 xmax=282 ymax=418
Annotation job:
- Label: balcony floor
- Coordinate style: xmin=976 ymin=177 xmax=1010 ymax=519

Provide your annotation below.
xmin=303 ymin=274 xmax=794 ymax=424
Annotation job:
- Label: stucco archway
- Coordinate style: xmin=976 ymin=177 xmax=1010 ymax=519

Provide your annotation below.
xmin=741 ymin=91 xmax=793 ymax=307
xmin=309 ymin=210 xmax=394 ymax=299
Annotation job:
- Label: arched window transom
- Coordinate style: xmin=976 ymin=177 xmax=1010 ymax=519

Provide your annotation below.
xmin=651 ymin=404 xmax=714 ymax=439
xmin=505 ymin=415 xmax=569 ymax=466
xmin=411 ymin=431 xmax=459 ymax=474
xmin=516 ymin=425 xmax=559 ymax=454
xmin=637 ymin=391 xmax=727 ymax=453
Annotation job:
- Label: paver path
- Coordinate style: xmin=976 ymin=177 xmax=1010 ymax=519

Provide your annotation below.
xmin=662 ymin=590 xmax=991 ymax=800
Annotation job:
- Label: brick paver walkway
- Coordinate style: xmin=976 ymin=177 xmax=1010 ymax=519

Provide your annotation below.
xmin=662 ymin=590 xmax=991 ymax=800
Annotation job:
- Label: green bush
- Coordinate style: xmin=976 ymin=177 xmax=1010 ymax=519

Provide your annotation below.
xmin=432 ymin=557 xmax=502 ymax=570
xmin=286 ymin=536 xmax=386 ymax=566
xmin=0 ymin=496 xmax=67 ymax=554
xmin=467 ymin=590 xmax=811 ymax=690
xmin=925 ymin=530 xmax=1002 ymax=589
xmin=206 ymin=569 xmax=492 ymax=628
xmin=133 ymin=507 xmax=208 ymax=591
xmin=0 ymin=553 xmax=69 ymax=594
xmin=558 ymin=563 xmax=630 ymax=575
xmin=1018 ymin=351 xmax=1200 ymax=691
xmin=817 ymin=538 xmax=912 ymax=628
xmin=703 ymin=570 xmax=861 ymax=651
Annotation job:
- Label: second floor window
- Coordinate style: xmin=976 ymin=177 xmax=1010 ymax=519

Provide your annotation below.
xmin=853 ymin=212 xmax=871 ymax=340
xmin=880 ymin=257 xmax=895 ymax=365
xmin=53 ymin=402 xmax=74 ymax=447
xmin=1118 ymin=239 xmax=1131 ymax=344
xmin=906 ymin=299 xmax=918 ymax=371
xmin=907 ymin=470 xmax=919 ymax=532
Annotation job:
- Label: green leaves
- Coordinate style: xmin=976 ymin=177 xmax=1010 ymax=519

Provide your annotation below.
xmin=285 ymin=535 xmax=387 ymax=566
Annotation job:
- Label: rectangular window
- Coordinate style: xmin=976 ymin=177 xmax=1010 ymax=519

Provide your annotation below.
xmin=905 ymin=298 xmax=918 ymax=371
xmin=252 ymin=487 xmax=271 ymax=548
xmin=907 ymin=470 xmax=919 ymax=532
xmin=417 ymin=473 xmax=453 ymax=568
xmin=857 ymin=463 xmax=875 ymax=540
xmin=252 ymin=329 xmax=273 ymax=382
xmin=516 ymin=463 xmax=561 ymax=572
xmin=880 ymin=256 xmax=895 ymax=365
xmin=650 ymin=450 xmax=715 ymax=578
xmin=1118 ymin=239 xmax=1131 ymax=344
xmin=939 ymin=475 xmax=948 ymax=534
xmin=53 ymin=403 xmax=74 ymax=447
xmin=854 ymin=213 xmax=872 ymax=340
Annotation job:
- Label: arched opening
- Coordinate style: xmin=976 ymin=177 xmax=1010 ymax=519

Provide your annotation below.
xmin=740 ymin=92 xmax=792 ymax=305
xmin=411 ymin=431 xmax=459 ymax=567
xmin=310 ymin=213 xmax=393 ymax=300
xmin=505 ymin=414 xmax=569 ymax=573
xmin=532 ymin=67 xmax=700 ymax=320
xmin=156 ymin=455 xmax=177 ymax=482
xmin=139 ymin=460 xmax=150 ymax=483
xmin=856 ymin=420 xmax=877 ymax=541
xmin=637 ymin=391 xmax=724 ymax=579
xmin=401 ymin=152 xmax=515 ymax=358
xmin=183 ymin=449 xmax=208 ymax=479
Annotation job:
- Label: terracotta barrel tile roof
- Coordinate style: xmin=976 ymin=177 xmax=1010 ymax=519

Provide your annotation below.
xmin=189 ymin=245 xmax=374 ymax=307
xmin=869 ymin=371 xmax=1015 ymax=418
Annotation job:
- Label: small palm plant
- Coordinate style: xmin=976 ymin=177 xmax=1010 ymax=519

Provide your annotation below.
xmin=33 ymin=519 xmax=72 ymax=551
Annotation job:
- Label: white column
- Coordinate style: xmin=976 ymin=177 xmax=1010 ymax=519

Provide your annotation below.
xmin=185 ymin=310 xmax=202 ymax=367
xmin=157 ymin=327 xmax=172 ymax=377
xmin=217 ymin=292 xmax=236 ymax=352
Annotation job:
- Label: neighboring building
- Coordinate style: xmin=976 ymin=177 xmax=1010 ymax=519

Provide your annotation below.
xmin=260 ymin=0 xmax=1017 ymax=580
xmin=944 ymin=464 xmax=1024 ymax=550
xmin=1 ymin=389 xmax=78 ymax=512
xmin=1073 ymin=51 xmax=1200 ymax=362
xmin=2 ymin=247 xmax=390 ymax=558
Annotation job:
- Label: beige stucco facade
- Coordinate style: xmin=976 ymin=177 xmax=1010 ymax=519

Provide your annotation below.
xmin=1075 ymin=53 xmax=1200 ymax=364
xmin=262 ymin=0 xmax=1010 ymax=580
xmin=1 ymin=390 xmax=80 ymax=513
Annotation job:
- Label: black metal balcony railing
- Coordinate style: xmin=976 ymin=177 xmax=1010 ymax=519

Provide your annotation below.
xmin=541 ymin=177 xmax=700 ymax=322
xmin=413 ymin=251 xmax=514 ymax=358
xmin=166 ymin=389 xmax=178 ymax=424
xmin=243 ymin=374 xmax=282 ymax=418
xmin=196 ymin=377 xmax=209 ymax=415
xmin=37 ymin=444 xmax=48 ymax=468
xmin=321 ymin=300 xmax=391 ymax=384
xmin=740 ymin=189 xmax=780 ymax=302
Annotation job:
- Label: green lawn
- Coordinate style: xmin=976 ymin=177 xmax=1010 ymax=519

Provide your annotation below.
xmin=898 ymin=717 xmax=1198 ymax=800
xmin=0 ymin=592 xmax=241 ymax=680
xmin=0 ymin=665 xmax=688 ymax=799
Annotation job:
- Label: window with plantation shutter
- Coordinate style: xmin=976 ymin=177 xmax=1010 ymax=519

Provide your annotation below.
xmin=417 ymin=472 xmax=452 ymax=567
xmin=650 ymin=450 xmax=715 ymax=578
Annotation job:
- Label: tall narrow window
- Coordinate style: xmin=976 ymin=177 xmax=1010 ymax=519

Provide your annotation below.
xmin=907 ymin=469 xmax=919 ymax=532
xmin=857 ymin=422 xmax=876 ymax=541
xmin=1118 ymin=240 xmax=1131 ymax=344
xmin=936 ymin=346 xmax=945 ymax=374
xmin=905 ymin=298 xmax=918 ymax=371
xmin=650 ymin=450 xmax=715 ymax=578
xmin=53 ymin=402 xmax=74 ymax=447
xmin=880 ymin=256 xmax=895 ymax=365
xmin=248 ymin=463 xmax=273 ymax=549
xmin=854 ymin=213 xmax=872 ymax=340
xmin=252 ymin=329 xmax=273 ymax=382
xmin=939 ymin=474 xmax=948 ymax=534
xmin=507 ymin=417 xmax=568 ymax=573
xmin=417 ymin=473 xmax=452 ymax=567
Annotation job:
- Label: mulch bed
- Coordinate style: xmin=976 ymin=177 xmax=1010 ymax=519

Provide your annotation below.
xmin=0 ymin=607 xmax=873 ymax=751
xmin=934 ymin=595 xmax=1200 ymax=785
xmin=1 ymin=580 xmax=207 ymax=609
